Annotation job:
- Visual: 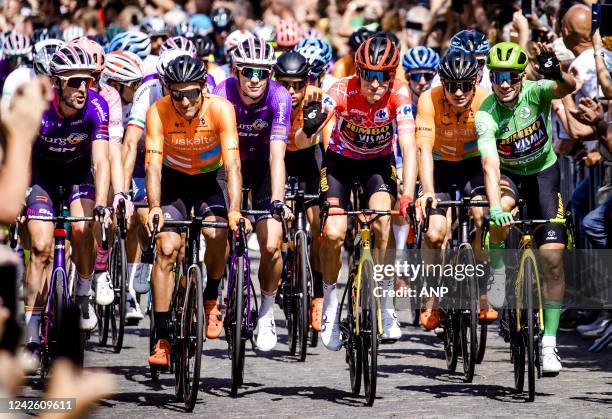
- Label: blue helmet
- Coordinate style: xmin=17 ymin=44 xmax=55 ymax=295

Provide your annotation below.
xmin=295 ymin=38 xmax=332 ymax=78
xmin=449 ymin=29 xmax=490 ymax=55
xmin=402 ymin=46 xmax=440 ymax=71
xmin=106 ymin=31 xmax=151 ymax=59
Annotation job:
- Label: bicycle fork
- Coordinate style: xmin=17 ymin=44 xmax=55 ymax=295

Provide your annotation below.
xmin=354 ymin=229 xmax=382 ymax=337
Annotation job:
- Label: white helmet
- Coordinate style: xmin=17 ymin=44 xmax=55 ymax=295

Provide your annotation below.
xmin=141 ymin=16 xmax=168 ymax=36
xmin=224 ymin=29 xmax=252 ymax=55
xmin=231 ymin=36 xmax=275 ymax=68
xmin=34 ymin=39 xmax=65 ymax=75
xmin=62 ymin=25 xmax=85 ymax=42
xmin=107 ymin=31 xmax=151 ymax=60
xmin=159 ymin=36 xmax=197 ymax=56
xmin=156 ymin=49 xmax=192 ymax=77
xmin=102 ymin=50 xmax=144 ymax=84
xmin=2 ymin=31 xmax=31 ymax=57
xmin=49 ymin=44 xmax=97 ymax=75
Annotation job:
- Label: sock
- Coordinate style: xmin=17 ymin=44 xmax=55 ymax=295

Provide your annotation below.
xmin=76 ymin=274 xmax=93 ymax=296
xmin=203 ymin=277 xmax=221 ymax=300
xmin=154 ymin=311 xmax=169 ymax=340
xmin=128 ymin=263 xmax=136 ymax=295
xmin=95 ymin=245 xmax=110 ymax=272
xmin=381 ymin=279 xmax=395 ymax=310
xmin=392 ymin=223 xmax=409 ymax=251
xmin=312 ymin=271 xmax=324 ymax=298
xmin=259 ymin=294 xmax=275 ymax=319
xmin=489 ymin=241 xmax=505 ymax=269
xmin=542 ymin=335 xmax=556 ymax=348
xmin=323 ymin=282 xmax=338 ymax=313
xmin=24 ymin=306 xmax=42 ymax=344
xmin=544 ymin=300 xmax=562 ymax=338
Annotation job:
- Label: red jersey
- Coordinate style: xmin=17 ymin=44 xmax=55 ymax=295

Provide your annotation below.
xmin=322 ymin=76 xmax=415 ymax=160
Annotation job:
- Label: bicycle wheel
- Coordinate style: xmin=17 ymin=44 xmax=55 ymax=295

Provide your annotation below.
xmin=295 ymin=234 xmax=309 ymax=361
xmin=511 ymin=308 xmax=525 ymax=392
xmin=476 ymin=324 xmax=487 ymax=364
xmin=228 ymin=255 xmax=245 ymax=397
xmin=360 ymin=260 xmax=378 ymax=406
xmin=110 ymin=235 xmax=127 ymax=353
xmin=346 ymin=269 xmax=362 ymax=395
xmin=97 ymin=304 xmax=110 ymax=346
xmin=285 ymin=245 xmax=297 ymax=356
xmin=524 ymin=257 xmax=536 ymax=402
xmin=181 ymin=265 xmax=204 ymax=411
xmin=459 ymin=245 xmax=478 ymax=382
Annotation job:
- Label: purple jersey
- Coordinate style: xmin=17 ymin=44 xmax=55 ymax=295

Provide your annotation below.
xmin=34 ymin=89 xmax=109 ymax=164
xmin=213 ymin=77 xmax=291 ymax=161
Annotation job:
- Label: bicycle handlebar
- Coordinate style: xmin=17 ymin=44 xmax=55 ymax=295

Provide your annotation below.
xmin=241 ymin=208 xmax=289 ymax=243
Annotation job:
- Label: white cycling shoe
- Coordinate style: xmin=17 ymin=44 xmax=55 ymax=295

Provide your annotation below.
xmin=486 ymin=267 xmax=506 ymax=309
xmin=321 ymin=309 xmax=342 ymax=351
xmin=382 ymin=309 xmax=402 ymax=341
xmin=126 ymin=293 xmax=144 ymax=321
xmin=256 ymin=317 xmax=277 ymax=352
xmin=78 ymin=295 xmax=98 ymax=331
xmin=541 ymin=346 xmax=562 ymax=375
xmin=94 ymin=271 xmax=114 ymax=306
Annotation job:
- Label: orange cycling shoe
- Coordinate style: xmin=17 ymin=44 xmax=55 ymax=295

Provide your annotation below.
xmin=148 ymin=339 xmax=171 ymax=367
xmin=310 ymin=298 xmax=323 ymax=331
xmin=205 ymin=300 xmax=223 ymax=339
xmin=479 ymin=308 xmax=498 ymax=322
xmin=420 ymin=308 xmax=441 ymax=330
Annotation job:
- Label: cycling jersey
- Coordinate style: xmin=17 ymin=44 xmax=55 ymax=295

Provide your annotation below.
xmin=99 ymin=82 xmax=124 ymax=144
xmin=209 ymin=63 xmax=231 ymax=86
xmin=145 ymin=94 xmax=240 ymax=175
xmin=322 ymin=76 xmax=415 ymax=160
xmin=332 ymin=55 xmax=354 ymax=78
xmin=476 ymin=79 xmax=557 ymax=176
xmin=1 ymin=66 xmax=34 ymax=111
xmin=34 ymin=88 xmax=109 ymax=164
xmin=415 ymin=85 xmax=489 ymax=162
xmin=213 ymin=77 xmax=292 ymax=161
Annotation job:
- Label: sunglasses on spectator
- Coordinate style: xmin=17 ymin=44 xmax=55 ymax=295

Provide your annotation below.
xmin=407 ymin=71 xmax=436 ymax=82
xmin=442 ymin=80 xmax=474 ymax=93
xmin=360 ymin=69 xmax=394 ymax=82
xmin=57 ymin=76 xmax=95 ymax=89
xmin=490 ymin=71 xmax=523 ymax=85
xmin=240 ymin=67 xmax=271 ymax=80
xmin=170 ymin=88 xmax=201 ymax=102
xmin=278 ymin=79 xmax=307 ymax=91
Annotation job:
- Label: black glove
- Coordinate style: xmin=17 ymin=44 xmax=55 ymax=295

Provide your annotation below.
xmin=94 ymin=205 xmax=109 ymax=222
xmin=536 ymin=50 xmax=563 ymax=81
xmin=302 ymin=101 xmax=327 ymax=137
xmin=270 ymin=200 xmax=285 ymax=215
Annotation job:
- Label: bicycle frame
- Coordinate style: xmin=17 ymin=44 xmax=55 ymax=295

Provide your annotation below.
xmin=353 ymin=226 xmax=380 ymax=337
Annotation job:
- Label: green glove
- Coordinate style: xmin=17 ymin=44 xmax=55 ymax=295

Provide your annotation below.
xmin=489 ymin=205 xmax=513 ymax=226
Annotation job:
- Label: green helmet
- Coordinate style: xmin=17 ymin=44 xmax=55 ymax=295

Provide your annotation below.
xmin=486 ymin=42 xmax=529 ymax=71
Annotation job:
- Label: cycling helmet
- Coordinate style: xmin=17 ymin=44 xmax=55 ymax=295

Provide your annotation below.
xmin=33 ymin=39 xmax=65 ymax=75
xmin=348 ymin=27 xmax=374 ymax=51
xmin=402 ymin=46 xmax=440 ymax=71
xmin=486 ymin=42 xmax=529 ymax=71
xmin=224 ymin=30 xmax=252 ymax=54
xmin=188 ymin=34 xmax=215 ymax=59
xmin=232 ymin=36 xmax=276 ymax=67
xmin=211 ymin=7 xmax=233 ymax=32
xmin=2 ymin=31 xmax=31 ymax=57
xmin=49 ymin=44 xmax=97 ymax=75
xmin=163 ymin=55 xmax=207 ymax=84
xmin=355 ymin=36 xmax=399 ymax=72
xmin=374 ymin=31 xmax=400 ymax=48
xmin=140 ymin=16 xmax=168 ymax=36
xmin=160 ymin=36 xmax=197 ymax=56
xmin=274 ymin=51 xmax=310 ymax=78
xmin=173 ymin=22 xmax=198 ymax=37
xmin=105 ymin=25 xmax=126 ymax=44
xmin=251 ymin=23 xmax=276 ymax=44
xmin=102 ymin=50 xmax=144 ymax=83
xmin=295 ymin=38 xmax=332 ymax=78
xmin=302 ymin=28 xmax=323 ymax=40
xmin=449 ymin=29 xmax=490 ymax=55
xmin=188 ymin=14 xmax=213 ymax=35
xmin=157 ymin=49 xmax=192 ymax=76
xmin=62 ymin=25 xmax=85 ymax=42
xmin=438 ymin=50 xmax=480 ymax=80
xmin=69 ymin=38 xmax=105 ymax=72
xmin=107 ymin=31 xmax=151 ymax=60
xmin=275 ymin=19 xmax=301 ymax=47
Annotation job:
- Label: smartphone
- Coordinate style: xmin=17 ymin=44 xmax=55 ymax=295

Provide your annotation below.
xmin=600 ymin=4 xmax=612 ymax=36
xmin=521 ymin=0 xmax=533 ymax=16
xmin=0 ymin=265 xmax=21 ymax=354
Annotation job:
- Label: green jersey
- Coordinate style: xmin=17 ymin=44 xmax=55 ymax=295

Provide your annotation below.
xmin=475 ymin=79 xmax=557 ymax=176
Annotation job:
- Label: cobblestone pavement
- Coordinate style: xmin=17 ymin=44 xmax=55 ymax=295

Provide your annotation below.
xmin=23 ymin=254 xmax=612 ymax=418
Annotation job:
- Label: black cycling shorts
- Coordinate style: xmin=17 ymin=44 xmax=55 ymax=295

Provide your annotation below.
xmin=160 ymin=165 xmax=228 ymax=232
xmin=429 ymin=157 xmax=483 ymax=216
xmin=320 ymin=149 xmax=398 ymax=210
xmin=241 ymin=160 xmax=273 ymax=223
xmin=285 ymin=143 xmax=323 ymax=208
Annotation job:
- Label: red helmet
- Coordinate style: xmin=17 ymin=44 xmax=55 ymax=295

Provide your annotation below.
xmin=69 ymin=38 xmax=105 ymax=72
xmin=275 ymin=19 xmax=301 ymax=47
xmin=355 ymin=36 xmax=399 ymax=72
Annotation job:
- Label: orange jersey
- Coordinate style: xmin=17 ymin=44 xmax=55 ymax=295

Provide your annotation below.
xmin=145 ymin=94 xmax=240 ymax=175
xmin=415 ymin=85 xmax=489 ymax=162
xmin=332 ymin=55 xmax=355 ymax=78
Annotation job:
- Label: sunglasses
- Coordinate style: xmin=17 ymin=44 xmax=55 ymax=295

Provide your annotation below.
xmin=360 ymin=69 xmax=394 ymax=82
xmin=443 ymin=80 xmax=474 ymax=93
xmin=240 ymin=67 xmax=271 ymax=80
xmin=170 ymin=88 xmax=201 ymax=102
xmin=490 ymin=71 xmax=523 ymax=85
xmin=278 ymin=79 xmax=307 ymax=91
xmin=120 ymin=80 xmax=141 ymax=91
xmin=407 ymin=71 xmax=436 ymax=82
xmin=58 ymin=76 xmax=95 ymax=89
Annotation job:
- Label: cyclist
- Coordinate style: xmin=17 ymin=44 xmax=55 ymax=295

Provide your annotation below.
xmin=0 ymin=31 xmax=31 ymax=93
xmin=22 ymin=44 xmax=111 ymax=366
xmin=139 ymin=17 xmax=169 ymax=80
xmin=275 ymin=19 xmax=301 ymax=54
xmin=332 ymin=27 xmax=372 ymax=79
xmin=415 ymin=50 xmax=493 ymax=330
xmin=145 ymin=55 xmax=245 ymax=367
xmin=186 ymin=34 xmax=218 ymax=92
xmin=274 ymin=51 xmax=327 ymax=331
xmin=294 ymin=37 xmax=337 ymax=90
xmin=210 ymin=6 xmax=235 ymax=63
xmin=318 ymin=36 xmax=418 ymax=349
xmin=209 ymin=30 xmax=253 ymax=86
xmin=213 ymin=37 xmax=293 ymax=352
xmin=474 ymin=42 xmax=576 ymax=375
xmin=101 ymin=50 xmax=146 ymax=321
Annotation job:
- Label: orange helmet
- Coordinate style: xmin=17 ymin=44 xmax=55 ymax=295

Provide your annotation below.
xmin=69 ymin=38 xmax=105 ymax=72
xmin=355 ymin=36 xmax=399 ymax=72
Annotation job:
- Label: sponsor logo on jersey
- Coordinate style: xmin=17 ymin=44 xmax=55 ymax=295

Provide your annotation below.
xmin=497 ymin=114 xmax=548 ymax=160
xmin=475 ymin=121 xmax=487 ymax=136
xmin=252 ymin=119 xmax=269 ymax=130
xmin=397 ymin=85 xmax=409 ymax=97
xmin=171 ymin=137 xmax=215 ymax=146
xmin=277 ymin=102 xmax=287 ymax=125
xmin=340 ymin=121 xmax=393 ymax=149
xmin=396 ymin=105 xmax=413 ymax=121
xmin=91 ymin=97 xmax=109 ymax=123
xmin=374 ymin=108 xmax=389 ymax=123
xmin=322 ymin=96 xmax=336 ymax=112
xmin=66 ymin=132 xmax=87 ymax=145
xmin=350 ymin=108 xmax=368 ymax=117
xmin=518 ymin=105 xmax=532 ymax=119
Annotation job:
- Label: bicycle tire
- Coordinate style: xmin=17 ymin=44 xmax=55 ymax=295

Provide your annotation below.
xmin=360 ymin=260 xmax=377 ymax=406
xmin=524 ymin=257 xmax=536 ymax=402
xmin=286 ymin=246 xmax=297 ymax=356
xmin=97 ymin=304 xmax=110 ymax=346
xmin=182 ymin=265 xmax=204 ymax=411
xmin=173 ymin=272 xmax=185 ymax=402
xmin=110 ymin=235 xmax=127 ymax=353
xmin=459 ymin=245 xmax=478 ymax=382
xmin=476 ymin=324 xmax=487 ymax=364
xmin=295 ymin=234 xmax=309 ymax=361
xmin=230 ymin=255 xmax=246 ymax=397
xmin=512 ymin=308 xmax=525 ymax=392
xmin=346 ymin=269 xmax=362 ymax=395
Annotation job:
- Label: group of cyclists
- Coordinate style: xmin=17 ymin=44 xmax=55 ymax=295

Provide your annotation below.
xmin=2 ymin=5 xmax=576 ymax=392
